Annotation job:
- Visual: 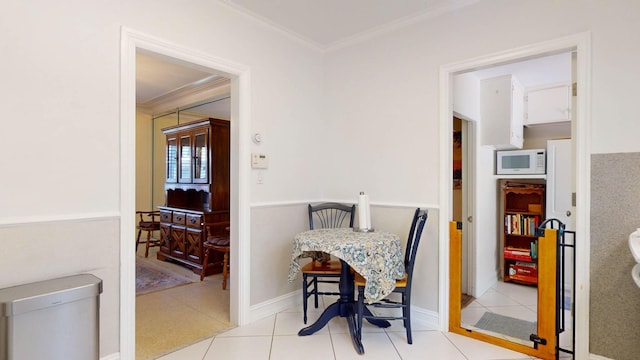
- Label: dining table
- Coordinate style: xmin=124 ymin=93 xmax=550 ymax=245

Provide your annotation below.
xmin=288 ymin=227 xmax=405 ymax=354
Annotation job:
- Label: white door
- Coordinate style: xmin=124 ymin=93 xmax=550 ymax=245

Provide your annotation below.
xmin=546 ymin=138 xmax=573 ymax=230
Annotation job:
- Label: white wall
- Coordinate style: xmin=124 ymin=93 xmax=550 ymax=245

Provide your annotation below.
xmin=136 ymin=109 xmax=154 ymax=212
xmin=0 ymin=1 xmax=325 ymax=357
xmin=321 ymin=1 xmax=640 ymax=358
xmin=4 ymin=0 xmax=640 ymax=358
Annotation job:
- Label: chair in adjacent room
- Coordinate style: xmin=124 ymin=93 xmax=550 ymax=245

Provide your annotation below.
xmin=201 ymin=222 xmax=231 ymax=289
xmin=135 ymin=211 xmax=161 ymax=258
xmin=355 ymin=208 xmax=428 ymax=344
xmin=301 ymin=202 xmax=356 ymax=323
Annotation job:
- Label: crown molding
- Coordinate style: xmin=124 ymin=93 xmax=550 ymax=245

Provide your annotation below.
xmin=137 ymin=77 xmax=230 ymax=115
xmin=217 ymin=0 xmax=325 ymax=52
xmin=325 ymin=0 xmax=480 ymax=52
xmin=219 ymin=0 xmax=479 ymax=53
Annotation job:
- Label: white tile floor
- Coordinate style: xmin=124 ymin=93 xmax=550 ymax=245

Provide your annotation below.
xmin=157 ymin=293 xmax=541 ymax=360
xmin=462 ymin=281 xmax=539 ymax=346
xmin=461 ymin=281 xmax=573 ymax=358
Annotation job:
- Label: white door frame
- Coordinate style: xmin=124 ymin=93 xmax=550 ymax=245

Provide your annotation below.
xmin=120 ymin=27 xmax=252 ymax=360
xmin=438 ymin=32 xmax=591 ymax=358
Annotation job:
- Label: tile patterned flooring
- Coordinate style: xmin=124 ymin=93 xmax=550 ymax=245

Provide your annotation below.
xmin=153 ymin=291 xmax=549 ymax=360
xmin=461 ymin=281 xmax=538 ymax=346
xmin=137 ymin=247 xmax=571 ymax=359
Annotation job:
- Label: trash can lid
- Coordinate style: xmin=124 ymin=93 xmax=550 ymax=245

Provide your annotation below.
xmin=0 ymin=274 xmax=102 ymax=317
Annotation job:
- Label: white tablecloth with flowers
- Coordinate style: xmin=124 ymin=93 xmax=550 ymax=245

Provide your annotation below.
xmin=288 ymin=228 xmax=404 ymax=303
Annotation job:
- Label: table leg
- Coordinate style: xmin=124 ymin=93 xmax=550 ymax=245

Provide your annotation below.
xmin=298 ymin=261 xmax=353 ymax=336
xmin=298 ymin=260 xmax=384 ymax=354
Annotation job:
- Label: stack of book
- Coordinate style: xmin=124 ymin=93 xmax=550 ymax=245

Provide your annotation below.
xmin=504 ymin=246 xmax=533 ymax=261
xmin=505 ymin=214 xmax=541 ymax=236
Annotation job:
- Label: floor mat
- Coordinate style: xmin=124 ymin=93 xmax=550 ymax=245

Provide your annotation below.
xmin=474 ymin=312 xmax=537 ymax=342
xmin=136 ymin=259 xmax=194 ymax=295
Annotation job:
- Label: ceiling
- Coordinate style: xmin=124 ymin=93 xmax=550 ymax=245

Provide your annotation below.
xmin=136 ymin=54 xmax=218 ymax=104
xmin=136 ymin=1 xmax=571 ymax=113
xmin=137 ymin=0 xmax=481 ymax=110
xmin=221 ymin=0 xmax=480 ymax=48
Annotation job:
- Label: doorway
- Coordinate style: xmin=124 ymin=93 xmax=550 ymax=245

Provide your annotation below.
xmin=439 ymin=33 xmax=591 ymax=359
xmin=120 ymin=28 xmax=252 ymax=360
xmin=136 ymin=92 xmax=233 ymax=358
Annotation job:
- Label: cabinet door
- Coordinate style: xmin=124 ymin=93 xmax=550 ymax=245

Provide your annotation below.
xmin=178 ymin=134 xmax=192 ymax=183
xmin=525 ymin=85 xmax=571 ymax=125
xmin=480 ymin=75 xmax=523 ymax=149
xmin=192 ymin=128 xmax=209 ymax=184
xmin=185 ymin=228 xmax=203 ymax=264
xmin=170 ymin=226 xmax=186 ymax=258
xmin=166 ymin=136 xmax=178 ymax=183
xmin=510 ymin=78 xmax=524 ymax=148
xmin=159 ymin=223 xmax=172 ymax=253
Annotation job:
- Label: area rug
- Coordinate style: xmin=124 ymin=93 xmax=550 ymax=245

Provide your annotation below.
xmin=136 ymin=259 xmax=194 ymax=296
xmin=474 ymin=312 xmax=537 ymax=341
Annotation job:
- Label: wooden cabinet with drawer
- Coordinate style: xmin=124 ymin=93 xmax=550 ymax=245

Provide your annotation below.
xmin=157 ymin=206 xmax=227 ymax=275
xmin=157 ymin=118 xmax=230 ymax=275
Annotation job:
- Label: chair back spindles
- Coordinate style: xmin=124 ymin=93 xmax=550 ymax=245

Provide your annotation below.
xmin=308 ymin=203 xmax=356 ymax=230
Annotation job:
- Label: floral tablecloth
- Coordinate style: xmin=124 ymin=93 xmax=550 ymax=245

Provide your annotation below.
xmin=288 ymin=228 xmax=405 ymax=303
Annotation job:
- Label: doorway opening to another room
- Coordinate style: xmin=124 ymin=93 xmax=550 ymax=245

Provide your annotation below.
xmin=439 ymin=33 xmax=591 ymax=359
xmin=120 ymin=28 xmax=252 ymax=360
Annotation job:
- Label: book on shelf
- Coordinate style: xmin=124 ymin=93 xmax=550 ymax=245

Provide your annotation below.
xmin=505 ymin=214 xmax=541 ymax=236
xmin=504 ymin=246 xmax=531 ymax=257
xmin=515 ymin=260 xmax=537 ymax=269
xmin=530 ymin=240 xmax=538 ymax=259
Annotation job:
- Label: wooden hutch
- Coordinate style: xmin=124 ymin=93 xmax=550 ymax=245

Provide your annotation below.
xmin=157 ymin=118 xmax=230 ymax=275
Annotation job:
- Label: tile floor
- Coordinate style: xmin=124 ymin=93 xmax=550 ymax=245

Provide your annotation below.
xmin=461 ymin=281 xmax=538 ymax=346
xmin=461 ymin=281 xmax=573 ymax=357
xmin=155 ymin=292 xmax=546 ymax=360
xmin=137 ymin=245 xmax=572 ymax=359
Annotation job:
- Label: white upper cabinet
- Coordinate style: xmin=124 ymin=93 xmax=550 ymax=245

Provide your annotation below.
xmin=525 ymin=84 xmax=572 ymax=126
xmin=480 ymin=74 xmax=524 ymax=149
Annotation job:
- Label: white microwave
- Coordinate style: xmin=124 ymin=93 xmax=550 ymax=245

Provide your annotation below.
xmin=496 ymin=149 xmax=546 ymax=175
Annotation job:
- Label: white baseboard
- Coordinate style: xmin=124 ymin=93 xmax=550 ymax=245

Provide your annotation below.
xmin=248 ymin=290 xmax=439 ymax=332
xmin=101 ymin=353 xmax=120 ymax=360
xmin=411 ymin=306 xmax=440 ymax=330
xmin=249 ymin=290 xmax=301 ymax=322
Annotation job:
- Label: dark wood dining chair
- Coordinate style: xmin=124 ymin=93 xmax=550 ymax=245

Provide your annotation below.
xmin=135 ymin=211 xmax=161 ymax=258
xmin=201 ymin=222 xmax=231 ymax=289
xmin=301 ymin=202 xmax=356 ymax=323
xmin=355 ymin=208 xmax=428 ymax=344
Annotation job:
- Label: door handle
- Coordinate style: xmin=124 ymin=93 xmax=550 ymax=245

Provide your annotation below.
xmin=566 ymin=210 xmax=572 ymax=217
xmin=467 ymin=216 xmax=473 ymax=223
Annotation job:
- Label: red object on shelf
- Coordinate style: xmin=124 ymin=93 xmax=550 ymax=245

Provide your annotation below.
xmin=504 ymin=253 xmax=533 ymax=262
xmin=507 ymin=263 xmax=538 ymax=284
xmin=503 ymin=248 xmax=532 ymax=262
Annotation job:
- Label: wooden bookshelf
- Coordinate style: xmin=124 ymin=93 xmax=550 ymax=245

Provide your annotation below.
xmin=502 ymin=181 xmax=545 ymax=286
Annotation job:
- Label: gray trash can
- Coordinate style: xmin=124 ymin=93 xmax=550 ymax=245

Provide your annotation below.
xmin=0 ymin=274 xmax=102 ymax=360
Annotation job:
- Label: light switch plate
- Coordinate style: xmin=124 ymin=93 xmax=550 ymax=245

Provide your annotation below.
xmin=251 ymin=153 xmax=268 ymax=169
